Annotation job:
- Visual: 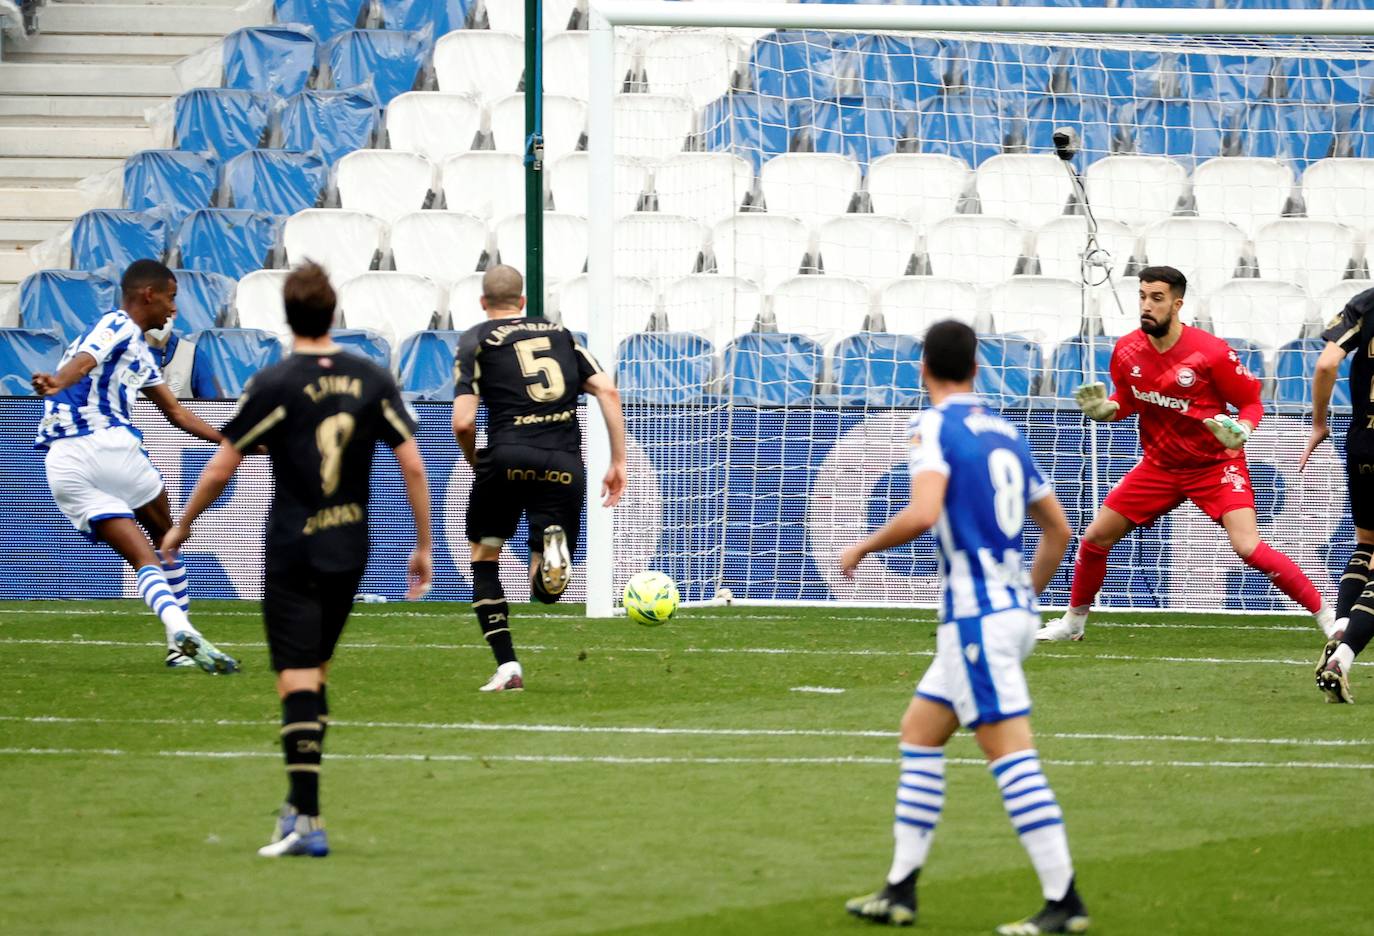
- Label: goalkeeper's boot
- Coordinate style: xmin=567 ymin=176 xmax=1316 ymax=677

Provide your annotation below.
xmin=479 ymin=661 xmax=524 ymax=693
xmin=1317 ymin=658 xmax=1354 ymax=705
xmin=174 ymin=630 xmax=239 ymax=675
xmin=996 ymin=879 xmax=1090 ymax=935
xmin=540 ymin=525 xmax=571 ymax=597
xmin=258 ymin=814 xmax=328 ymax=858
xmin=845 ymin=871 xmax=916 ymax=927
xmin=164 ymin=648 xmax=197 ymax=669
xmin=1036 ymin=611 xmax=1086 ymax=642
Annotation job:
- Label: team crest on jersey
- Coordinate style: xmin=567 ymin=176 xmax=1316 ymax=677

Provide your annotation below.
xmin=1175 ymin=367 xmax=1196 ymax=388
xmin=1221 ymin=463 xmax=1247 ymax=492
xmin=94 ymin=328 xmax=115 ymax=346
xmin=1130 ymin=365 xmax=1141 ymax=378
xmin=964 ymin=643 xmax=981 ymax=665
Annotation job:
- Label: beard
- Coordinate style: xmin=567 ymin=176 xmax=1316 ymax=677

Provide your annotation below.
xmin=1140 ymin=313 xmax=1171 ymax=338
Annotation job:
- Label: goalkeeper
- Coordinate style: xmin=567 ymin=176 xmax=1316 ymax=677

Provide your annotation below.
xmin=1040 ymin=266 xmax=1334 ymax=642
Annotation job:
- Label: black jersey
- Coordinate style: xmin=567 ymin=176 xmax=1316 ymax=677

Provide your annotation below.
xmin=1322 ymin=286 xmax=1374 ymax=435
xmin=453 ymin=316 xmax=602 ymax=451
xmin=221 ymin=350 xmax=417 ymax=573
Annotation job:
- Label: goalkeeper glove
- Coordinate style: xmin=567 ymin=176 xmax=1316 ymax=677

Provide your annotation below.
xmin=1204 ymin=414 xmax=1250 ymax=450
xmin=1073 ymin=382 xmax=1119 ymax=422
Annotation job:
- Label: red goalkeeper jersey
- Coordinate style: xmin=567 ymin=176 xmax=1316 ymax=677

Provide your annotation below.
xmin=1107 ymin=325 xmax=1264 ymax=470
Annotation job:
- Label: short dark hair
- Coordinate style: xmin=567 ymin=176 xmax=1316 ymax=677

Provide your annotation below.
xmin=120 ymin=259 xmax=175 ymax=298
xmin=482 ymin=264 xmax=524 ymax=310
xmin=1137 ymin=265 xmax=1187 ymax=298
xmin=923 ymin=319 xmax=978 ymax=383
xmin=283 ymin=262 xmax=336 ymax=338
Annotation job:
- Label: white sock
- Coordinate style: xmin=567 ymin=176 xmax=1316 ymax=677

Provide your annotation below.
xmin=1336 ymin=616 xmax=1350 ymax=637
xmin=1316 ymin=604 xmax=1337 ymax=639
xmin=887 ymin=743 xmax=944 ymax=884
xmin=991 ymin=748 xmax=1074 ymax=901
xmin=136 ymin=565 xmax=197 ymax=647
xmin=1334 ymin=643 xmax=1355 ymax=670
xmin=158 ymin=551 xmax=191 ymax=613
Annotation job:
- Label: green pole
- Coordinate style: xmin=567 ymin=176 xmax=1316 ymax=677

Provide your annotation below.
xmin=524 ymin=0 xmax=544 ymax=318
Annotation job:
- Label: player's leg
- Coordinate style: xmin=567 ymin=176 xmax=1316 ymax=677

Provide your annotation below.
xmin=1038 ymin=506 xmax=1135 ymax=641
xmin=1323 ymin=448 xmax=1374 ymax=682
xmin=466 ymin=451 xmax=524 ymax=692
xmin=1333 ymin=529 xmax=1374 ymax=635
xmin=136 ymin=489 xmax=192 ymax=615
xmin=528 ymin=454 xmax=584 ymax=604
xmin=1217 ymin=507 xmax=1331 ymax=634
xmin=1319 ymin=572 xmax=1374 ymax=703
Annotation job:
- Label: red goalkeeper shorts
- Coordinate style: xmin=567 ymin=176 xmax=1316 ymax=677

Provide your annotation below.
xmin=1103 ymin=456 xmax=1255 ymax=526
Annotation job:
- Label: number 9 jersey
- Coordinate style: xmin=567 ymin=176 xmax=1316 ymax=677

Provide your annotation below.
xmin=907 ymin=393 xmax=1053 ymax=624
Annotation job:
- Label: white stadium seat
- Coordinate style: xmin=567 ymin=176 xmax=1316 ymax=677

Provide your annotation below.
xmin=652 ymin=153 xmax=753 ymax=224
xmin=433 ymin=31 xmax=525 ymax=101
xmin=390 ymin=211 xmax=488 ymax=284
xmin=337 ymin=271 xmax=443 ymax=349
xmin=1093 ymin=277 xmax=1144 ymax=338
xmin=661 ymin=274 xmax=763 ymax=350
xmin=879 ymin=277 xmax=982 ymax=335
xmin=440 ymin=151 xmax=524 ymax=221
xmin=484 ymin=0 xmax=578 ymax=35
xmin=614 ymin=213 xmax=708 ymax=281
xmin=385 ymin=92 xmax=481 ymax=162
xmin=1085 ymin=155 xmax=1189 ymax=229
xmin=556 ymin=274 xmax=658 ymax=339
xmin=614 ymin=94 xmax=695 ymax=161
xmin=710 ymin=214 xmax=811 ymax=292
xmin=1317 ymin=278 xmax=1374 ymax=319
xmin=283 ymin=210 xmax=387 ymax=286
xmin=769 ymin=274 xmax=871 ymax=346
xmin=336 ymin=150 xmax=435 ymax=224
xmin=489 ymin=93 xmax=587 ymax=162
xmin=496 ymin=212 xmax=588 ymax=280
xmin=975 ymin=153 xmax=1074 ymax=229
xmin=548 ymin=152 xmax=646 ymax=217
xmin=1141 ymin=217 xmax=1247 ymax=296
xmin=641 ymin=30 xmax=741 ymax=109
xmin=983 ymin=276 xmax=1087 ymax=344
xmin=817 ymin=215 xmax=918 ymax=283
xmin=867 ymin=153 xmax=970 ymax=228
xmin=1192 ymin=157 xmax=1293 ymax=239
xmin=1206 ymin=278 xmax=1314 ymax=351
xmin=544 ymin=31 xmax=630 ymax=102
xmin=1254 ymin=218 xmax=1358 ymax=296
xmin=446 ymin=273 xmax=487 ymax=331
xmin=234 ymin=269 xmax=290 ymax=341
xmin=1303 ymin=158 xmax=1374 ymax=230
xmin=759 ymin=153 xmax=861 ymax=227
xmin=1033 ymin=216 xmax=1138 ymax=282
xmin=924 ymin=216 xmax=1028 ymax=287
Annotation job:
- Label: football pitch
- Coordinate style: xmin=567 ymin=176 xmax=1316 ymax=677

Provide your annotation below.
xmin=1 ymin=600 xmax=1371 ymax=935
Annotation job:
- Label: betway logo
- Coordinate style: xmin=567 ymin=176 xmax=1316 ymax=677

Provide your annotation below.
xmin=1131 ymin=386 xmax=1190 ymax=412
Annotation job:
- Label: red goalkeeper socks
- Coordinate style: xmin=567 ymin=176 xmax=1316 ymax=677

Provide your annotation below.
xmin=1244 ymin=542 xmax=1322 ymax=614
xmin=1068 ymin=540 xmax=1111 ymax=611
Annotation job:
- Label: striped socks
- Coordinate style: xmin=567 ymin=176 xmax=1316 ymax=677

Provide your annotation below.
xmin=991 ymin=749 xmax=1074 ymax=901
xmin=281 ymin=690 xmax=323 ymax=816
xmin=157 ymin=551 xmax=191 ymax=613
xmin=135 ymin=564 xmax=197 ymax=646
xmin=887 ymin=743 xmax=945 ymax=884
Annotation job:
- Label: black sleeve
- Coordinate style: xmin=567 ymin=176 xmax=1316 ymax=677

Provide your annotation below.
xmin=221 ymin=375 xmax=287 ymax=451
xmin=454 ymin=329 xmax=480 ymax=398
xmin=571 ymin=334 xmax=604 ymax=387
xmin=376 ymin=373 xmax=418 ymax=450
xmin=1322 ymin=289 xmax=1374 ymax=353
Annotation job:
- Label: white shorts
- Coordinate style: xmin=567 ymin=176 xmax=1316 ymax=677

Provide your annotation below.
xmin=44 ymin=428 xmax=163 ymax=539
xmin=914 ymin=607 xmax=1038 ymax=729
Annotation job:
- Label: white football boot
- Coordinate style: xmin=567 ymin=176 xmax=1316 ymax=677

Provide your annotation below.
xmin=1036 ymin=609 xmax=1087 ymax=642
xmin=479 ymin=661 xmax=524 ymax=693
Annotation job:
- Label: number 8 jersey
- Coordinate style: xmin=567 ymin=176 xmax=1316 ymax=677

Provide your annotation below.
xmin=907 ymin=393 xmax=1053 ymax=623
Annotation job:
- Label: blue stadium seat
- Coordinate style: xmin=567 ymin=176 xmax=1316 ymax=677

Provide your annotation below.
xmin=975 ymin=335 xmax=1041 ymax=407
xmin=0 ymin=329 xmax=64 ymax=396
xmin=396 ymin=329 xmax=459 ymax=401
xmin=1274 ymin=56 xmax=1374 ymax=106
xmin=18 ymin=271 xmax=118 ymax=343
xmin=832 ymin=332 xmax=923 ymax=407
xmin=324 ymin=30 xmax=430 ymax=106
xmin=699 ymin=92 xmax=791 ymax=173
xmin=70 ymin=209 xmax=168 ymax=275
xmin=175 ymin=209 xmax=282 ymax=281
xmin=804 ymin=97 xmax=900 ymax=169
xmin=171 ymin=269 xmax=235 ymax=335
xmin=223 ymin=150 xmax=328 ymax=216
xmin=616 ymin=332 xmax=715 ymax=405
xmin=750 ymin=31 xmax=842 ymax=103
xmin=1185 ymin=54 xmax=1273 ymax=111
xmin=190 ymin=328 xmax=285 ymax=399
xmin=331 ymin=328 xmax=392 ymax=369
xmin=1117 ymin=99 xmax=1226 ymax=164
xmin=377 ymin=0 xmax=471 ymax=34
xmin=277 ymin=89 xmax=383 ymax=165
xmin=942 ymin=40 xmax=1060 ymax=95
xmin=1117 ymin=0 xmax=1215 ymax=7
xmin=853 ymin=34 xmax=944 ymax=112
xmin=1068 ymin=48 xmax=1184 ymax=101
xmin=1236 ymin=101 xmax=1336 ymax=168
xmin=1273 ymin=337 xmax=1352 ymax=412
xmin=222 ymin=26 xmax=316 ymax=98
xmin=1338 ymin=104 xmax=1374 ymax=159
xmin=1025 ymin=95 xmax=1114 ymax=166
xmin=1228 ymin=0 xmax=1323 ymax=7
xmin=1049 ymin=338 xmax=1113 ymax=400
xmin=273 ymin=0 xmax=368 ymax=42
xmin=918 ymin=93 xmax=1014 ymax=168
xmin=725 ymin=332 xmax=822 ymax=406
xmin=173 ymin=88 xmax=273 ymax=161
xmin=122 ymin=150 xmax=218 ymax=227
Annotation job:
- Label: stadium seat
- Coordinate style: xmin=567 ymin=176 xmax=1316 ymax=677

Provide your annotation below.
xmin=330 ymin=328 xmax=392 ymax=369
xmin=496 ymin=212 xmax=589 ymax=280
xmin=433 ymin=30 xmax=524 ymax=101
xmin=548 ymin=153 xmax=645 ymax=218
xmin=441 ymin=151 xmax=525 ymax=221
xmin=277 ymin=89 xmax=383 ymax=165
xmin=804 ymin=96 xmax=901 ymax=170
xmin=71 ymin=209 xmax=168 ymax=274
xmin=1084 ymin=155 xmax=1189 ymax=229
xmin=189 ymin=327 xmax=285 ymax=398
xmin=1185 ymin=53 xmax=1272 ymax=109
xmin=273 ymin=0 xmax=367 ymax=43
xmin=337 ymin=271 xmax=442 ymax=348
xmin=917 ymin=93 xmax=1014 ymax=169
xmin=1191 ymin=157 xmax=1293 ymax=239
xmin=641 ymin=30 xmax=741 ymax=110
xmin=1273 ymin=337 xmax=1352 ymax=412
xmin=759 ymin=153 xmax=861 ymax=227
xmin=852 ymin=33 xmax=944 ymax=112
xmin=0 ymin=328 xmax=64 ymax=396
xmin=1068 ymin=47 xmax=1185 ymax=101
xmin=662 ymin=274 xmax=763 ymax=350
xmin=1140 ymin=218 xmax=1248 ymax=296
xmin=234 ymin=270 xmax=290 ymax=340
xmin=324 ymin=29 xmax=430 ymax=106
xmin=222 ymin=26 xmax=316 ymax=98
xmin=770 ymin=274 xmax=871 ymax=347
xmin=879 ymin=277 xmax=982 ymax=335
xmin=984 ymin=276 xmax=1087 ymax=344
xmin=1236 ymin=101 xmax=1336 ymax=169
xmin=376 ymin=0 xmax=470 ymax=35
xmin=924 ymin=215 xmax=1027 ymax=287
xmin=975 ymin=153 xmax=1074 ymax=229
xmin=652 ymin=153 xmax=753 ymax=225
xmin=122 ymin=150 xmax=217 ymax=228
xmin=1093 ymin=277 xmax=1145 ymax=338
xmin=615 ymin=94 xmax=695 ymax=161
xmin=446 ymin=273 xmax=486 ymax=330
xmin=942 ymin=39 xmax=1061 ymax=96
xmin=698 ymin=92 xmax=791 ymax=173
xmin=616 ymin=331 xmax=715 ymax=405
xmin=490 ymin=94 xmax=587 ymax=162
xmin=18 ymin=270 xmax=118 ymax=343
xmin=1274 ymin=55 xmax=1374 ymax=107
xmin=390 ymin=211 xmax=487 ymax=284
xmin=749 ymin=30 xmax=840 ymax=103
xmin=396 ymin=328 xmax=460 ymax=401
xmin=337 ymin=150 xmax=435 ymax=223
xmin=830 ymin=332 xmax=923 ymax=407
xmin=1117 ymin=99 xmax=1227 ymax=167
xmin=1207 ymin=278 xmax=1315 ymax=352
xmin=171 ymin=269 xmax=235 ymax=335
xmin=176 ymin=209 xmax=282 ymax=281
xmin=385 ymin=92 xmax=482 ymax=162
xmin=975 ymin=335 xmax=1041 ymax=408
xmin=556 ymin=275 xmax=658 ymax=339
xmin=282 ymin=210 xmax=387 ymax=285
xmin=1317 ymin=279 xmax=1374 ymax=319
xmin=866 ymin=153 xmax=969 ymax=228
xmin=1048 ymin=337 xmax=1114 ymax=399
xmin=1032 ymin=216 xmax=1138 ymax=283
xmin=817 ymin=216 xmax=918 ymax=282
xmin=1253 ymin=218 xmax=1359 ymax=296
xmin=1302 ymin=158 xmax=1374 ymax=231
xmin=174 ymin=89 xmax=273 ymax=160
xmin=544 ymin=30 xmax=633 ymax=102
xmin=1024 ymin=95 xmax=1114 ymax=168
xmin=725 ymin=332 xmax=822 ymax=406
xmin=612 ymin=214 xmax=707 ymax=282
xmin=710 ymin=214 xmax=811 ymax=292
xmin=224 ymin=150 xmax=328 ymax=216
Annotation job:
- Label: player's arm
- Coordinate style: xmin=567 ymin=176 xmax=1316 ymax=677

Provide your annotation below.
xmin=1027 ymin=491 xmax=1071 ymax=596
xmin=1074 ymin=347 xmax=1128 ymax=422
xmin=451 ymin=331 xmax=480 ymax=466
xmin=840 ymin=470 xmax=947 ymax=577
xmin=583 ymin=371 xmax=627 ymax=508
xmin=392 ymin=438 xmax=433 ymax=600
xmin=160 ymin=440 xmax=243 ymax=558
xmin=1203 ymin=343 xmax=1265 ymax=450
xmin=141 ymin=382 xmax=225 ymax=444
xmin=1301 ymin=341 xmax=1348 ymax=470
xmin=30 ymin=351 xmax=95 ymax=396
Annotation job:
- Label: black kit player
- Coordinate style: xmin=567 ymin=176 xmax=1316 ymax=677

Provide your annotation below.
xmin=1303 ymin=285 xmax=1374 ymax=704
xmin=451 ymin=265 xmax=627 ymax=692
xmin=163 ymin=263 xmax=433 ymax=856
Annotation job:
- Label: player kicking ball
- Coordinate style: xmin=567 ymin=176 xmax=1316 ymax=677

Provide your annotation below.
xmin=1040 ymin=266 xmax=1334 ymax=642
xmin=840 ymin=321 xmax=1089 ymax=934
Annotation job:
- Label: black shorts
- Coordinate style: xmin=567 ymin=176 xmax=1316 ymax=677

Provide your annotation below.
xmin=1349 ymin=430 xmax=1374 ymax=531
xmin=262 ymin=563 xmax=366 ymax=671
xmin=466 ymin=444 xmax=584 ymax=555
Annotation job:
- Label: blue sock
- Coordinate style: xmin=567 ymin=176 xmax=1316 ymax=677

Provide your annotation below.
xmin=158 ymin=551 xmax=190 ymax=613
xmin=888 ymin=743 xmax=944 ymax=884
xmin=991 ymin=748 xmax=1074 ymax=901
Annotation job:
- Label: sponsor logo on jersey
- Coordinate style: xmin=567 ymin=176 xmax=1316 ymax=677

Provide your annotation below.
xmin=1175 ymin=367 xmax=1196 ymax=388
xmin=1130 ymin=385 xmax=1190 ymax=412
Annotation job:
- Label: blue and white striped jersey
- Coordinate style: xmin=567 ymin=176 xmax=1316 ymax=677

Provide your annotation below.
xmin=907 ymin=393 xmax=1052 ymax=623
xmin=34 ymin=310 xmax=164 ymax=449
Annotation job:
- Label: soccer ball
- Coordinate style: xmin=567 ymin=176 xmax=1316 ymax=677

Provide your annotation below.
xmin=623 ymin=571 xmax=680 ymax=627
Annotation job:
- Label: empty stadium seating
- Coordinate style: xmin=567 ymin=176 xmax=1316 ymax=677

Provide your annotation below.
xmin=71 ymin=210 xmax=168 ymax=275
xmin=337 ymin=150 xmax=436 ymax=222
xmin=222 ymin=26 xmax=316 ymax=98
xmin=174 ymin=89 xmax=273 ymax=160
xmin=390 ymin=211 xmax=488 ymax=284
xmin=397 ymin=328 xmax=460 ymax=400
xmin=282 ymin=210 xmax=388 ymax=285
xmin=274 ymin=0 xmax=368 ymax=43
xmin=233 ymin=269 xmax=290 ymax=340
xmin=337 ymin=271 xmax=443 ymax=348
xmin=172 ymin=269 xmax=236 ymax=335
xmin=190 ymin=328 xmax=285 ymax=398
xmin=725 ymin=332 xmax=823 ymax=406
xmin=123 ymin=150 xmax=218 ymax=227
xmin=663 ymin=274 xmax=764 ymax=351
xmin=19 ymin=270 xmax=117 ymax=342
xmin=324 ymin=29 xmax=429 ymax=106
xmin=557 ymin=275 xmax=658 ymax=339
xmin=831 ymin=332 xmax=924 ymax=408
xmin=277 ymin=89 xmax=383 ymax=165
xmin=866 ymin=153 xmax=970 ymax=227
xmin=386 ymin=92 xmax=482 ymax=162
xmin=709 ymin=214 xmax=811 ymax=292
xmin=224 ymin=150 xmax=328 ymax=216
xmin=330 ymin=328 xmax=393 ymax=369
xmin=617 ymin=332 xmax=715 ymax=405
xmin=176 ymin=209 xmax=282 ymax=281
xmin=0 ymin=329 xmax=64 ymax=396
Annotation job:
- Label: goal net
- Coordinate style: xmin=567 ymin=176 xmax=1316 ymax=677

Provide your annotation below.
xmin=580 ymin=2 xmax=1373 ymax=616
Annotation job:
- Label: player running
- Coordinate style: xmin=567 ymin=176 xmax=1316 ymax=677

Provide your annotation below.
xmin=452 ymin=264 xmax=626 ymax=693
xmin=31 ymin=258 xmax=237 ymax=673
xmin=1039 ymin=266 xmax=1334 ymax=642
xmin=1301 ymin=285 xmax=1374 ymax=703
xmin=162 ymin=262 xmax=433 ymax=857
xmin=840 ymin=320 xmax=1087 ymax=934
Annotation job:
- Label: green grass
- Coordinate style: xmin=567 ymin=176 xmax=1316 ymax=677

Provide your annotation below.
xmin=0 ymin=599 xmax=1370 ymax=935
